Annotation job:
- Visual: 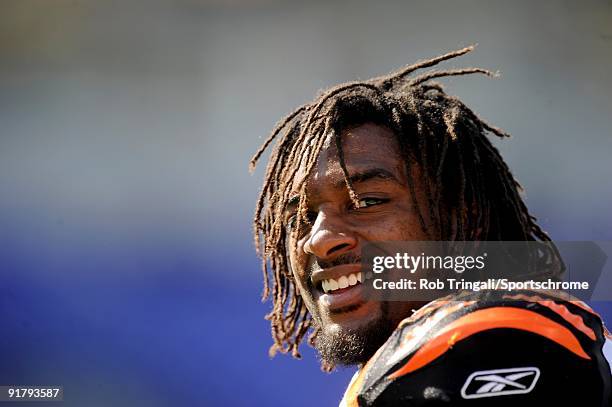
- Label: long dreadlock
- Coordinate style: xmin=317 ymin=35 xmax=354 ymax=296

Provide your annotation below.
xmin=249 ymin=45 xmax=560 ymax=361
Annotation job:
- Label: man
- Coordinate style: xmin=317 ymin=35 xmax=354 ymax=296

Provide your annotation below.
xmin=250 ymin=46 xmax=611 ymax=405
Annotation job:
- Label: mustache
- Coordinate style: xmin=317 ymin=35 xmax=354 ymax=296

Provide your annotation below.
xmin=309 ymin=252 xmax=362 ymax=273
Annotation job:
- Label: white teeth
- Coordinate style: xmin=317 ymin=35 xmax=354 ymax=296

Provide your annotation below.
xmin=328 ymin=279 xmax=339 ymax=291
xmin=321 ymin=272 xmax=362 ymax=293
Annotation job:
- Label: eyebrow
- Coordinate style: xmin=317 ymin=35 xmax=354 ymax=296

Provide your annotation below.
xmin=335 ymin=168 xmax=401 ymax=189
xmin=286 ymin=168 xmax=401 ymax=209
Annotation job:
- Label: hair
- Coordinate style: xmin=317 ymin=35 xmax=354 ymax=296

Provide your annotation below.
xmin=249 ymin=45 xmax=560 ymax=363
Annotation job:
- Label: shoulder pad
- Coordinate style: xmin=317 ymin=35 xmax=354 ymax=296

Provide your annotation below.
xmin=345 ymin=291 xmax=610 ymax=406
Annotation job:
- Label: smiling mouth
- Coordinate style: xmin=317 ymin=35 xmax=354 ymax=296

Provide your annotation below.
xmin=320 ymin=272 xmax=362 ymax=293
xmin=317 ymin=270 xmax=375 ymax=294
xmin=314 ymin=269 xmax=377 ymax=313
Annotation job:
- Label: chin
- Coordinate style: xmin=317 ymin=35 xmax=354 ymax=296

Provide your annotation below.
xmin=314 ymin=302 xmax=394 ymax=368
xmin=320 ymin=300 xmax=384 ymax=332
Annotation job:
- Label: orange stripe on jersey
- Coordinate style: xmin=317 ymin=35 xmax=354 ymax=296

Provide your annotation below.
xmin=396 ymin=301 xmax=475 ymax=354
xmin=388 ymin=307 xmax=590 ymax=380
xmin=506 ymin=290 xmax=599 ymax=316
xmin=503 ymin=294 xmax=596 ymax=340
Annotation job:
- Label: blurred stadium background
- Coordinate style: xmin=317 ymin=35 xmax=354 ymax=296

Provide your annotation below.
xmin=1 ymin=0 xmax=611 ymax=405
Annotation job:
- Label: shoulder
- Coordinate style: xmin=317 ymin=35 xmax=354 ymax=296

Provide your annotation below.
xmin=345 ymin=291 xmax=612 ymax=406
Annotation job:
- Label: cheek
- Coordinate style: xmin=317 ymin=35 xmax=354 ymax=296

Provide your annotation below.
xmin=286 ymin=238 xmax=323 ymax=316
xmin=286 ymin=238 xmax=310 ymax=288
xmin=363 ymin=210 xmax=425 ymax=241
xmin=393 ymin=219 xmax=426 ymax=240
xmin=387 ymin=198 xmax=429 ymax=239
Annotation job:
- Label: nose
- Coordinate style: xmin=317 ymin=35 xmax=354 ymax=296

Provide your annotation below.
xmin=303 ymin=209 xmax=357 ymax=259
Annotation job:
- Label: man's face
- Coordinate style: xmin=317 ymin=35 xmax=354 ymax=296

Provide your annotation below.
xmin=285 ymin=123 xmax=429 ymax=365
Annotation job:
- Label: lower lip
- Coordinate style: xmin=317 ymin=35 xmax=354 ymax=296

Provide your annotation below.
xmin=318 ymin=283 xmax=365 ymax=311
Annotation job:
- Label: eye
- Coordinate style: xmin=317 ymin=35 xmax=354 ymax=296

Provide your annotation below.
xmin=353 ymin=197 xmax=388 ymax=209
xmin=285 ymin=211 xmax=317 ymax=231
xmin=285 ymin=214 xmax=297 ymax=230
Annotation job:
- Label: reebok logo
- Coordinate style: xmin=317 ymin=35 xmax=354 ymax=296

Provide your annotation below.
xmin=461 ymin=367 xmax=540 ymax=399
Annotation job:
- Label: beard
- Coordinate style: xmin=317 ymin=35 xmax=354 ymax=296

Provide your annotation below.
xmin=313 ymin=302 xmax=395 ymax=369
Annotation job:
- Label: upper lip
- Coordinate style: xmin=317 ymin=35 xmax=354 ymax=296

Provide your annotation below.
xmin=311 ymin=263 xmax=362 ymax=290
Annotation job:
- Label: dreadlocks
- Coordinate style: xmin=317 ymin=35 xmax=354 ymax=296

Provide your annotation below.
xmin=249 ymin=45 xmax=559 ymax=362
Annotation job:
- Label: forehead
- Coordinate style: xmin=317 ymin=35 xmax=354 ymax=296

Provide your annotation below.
xmin=290 ymin=123 xmax=404 ymax=193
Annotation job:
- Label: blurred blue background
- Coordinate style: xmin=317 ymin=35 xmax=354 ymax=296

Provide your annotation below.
xmin=1 ymin=0 xmax=611 ymax=405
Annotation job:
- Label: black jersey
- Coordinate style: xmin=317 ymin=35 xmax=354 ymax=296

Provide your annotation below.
xmin=340 ymin=290 xmax=611 ymax=406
